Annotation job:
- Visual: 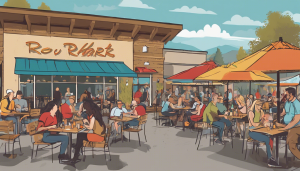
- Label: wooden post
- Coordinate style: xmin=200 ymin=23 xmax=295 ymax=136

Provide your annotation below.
xmin=276 ymin=71 xmax=280 ymax=163
xmin=227 ymin=82 xmax=229 ymax=109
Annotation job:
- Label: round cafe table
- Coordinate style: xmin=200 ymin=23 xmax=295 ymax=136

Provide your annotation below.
xmin=173 ymin=106 xmax=191 ymax=131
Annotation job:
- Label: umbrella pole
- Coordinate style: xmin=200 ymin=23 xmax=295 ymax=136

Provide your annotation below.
xmin=227 ymin=82 xmax=229 ymax=110
xmin=249 ymin=81 xmax=251 ymax=95
xmin=276 ymin=71 xmax=280 ymax=163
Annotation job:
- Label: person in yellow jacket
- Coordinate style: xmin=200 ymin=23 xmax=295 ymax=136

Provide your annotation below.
xmin=1 ymin=89 xmax=17 ymax=134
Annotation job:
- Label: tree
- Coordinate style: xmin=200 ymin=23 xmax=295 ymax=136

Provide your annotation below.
xmin=214 ymin=48 xmax=224 ymax=65
xmin=38 ymin=2 xmax=51 ymax=10
xmin=236 ymin=46 xmax=248 ymax=61
xmin=249 ymin=11 xmax=300 ymax=54
xmin=3 ymin=0 xmax=30 ymax=8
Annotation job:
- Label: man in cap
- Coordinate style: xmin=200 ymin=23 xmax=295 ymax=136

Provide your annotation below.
xmin=1 ymin=89 xmax=17 ymax=134
xmin=14 ymin=90 xmax=28 ymax=112
xmin=123 ymin=100 xmax=146 ymax=130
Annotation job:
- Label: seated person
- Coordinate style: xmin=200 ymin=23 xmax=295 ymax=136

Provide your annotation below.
xmin=61 ymin=96 xmax=76 ymax=119
xmin=14 ymin=90 xmax=28 ymax=112
xmin=203 ymin=94 xmax=232 ymax=145
xmin=161 ymin=95 xmax=182 ymax=126
xmin=110 ymin=100 xmax=128 ymax=136
xmin=190 ymin=103 xmax=206 ymax=123
xmin=1 ymin=89 xmax=17 ymax=134
xmin=216 ymin=96 xmax=227 ymax=115
xmin=236 ymin=95 xmax=247 ymax=135
xmin=123 ymin=100 xmax=146 ymax=129
xmin=186 ymin=96 xmax=203 ymax=116
xmin=248 ymin=100 xmax=279 ymax=167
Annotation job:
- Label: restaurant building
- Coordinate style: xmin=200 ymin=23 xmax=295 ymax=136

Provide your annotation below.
xmin=0 ymin=7 xmax=182 ymax=108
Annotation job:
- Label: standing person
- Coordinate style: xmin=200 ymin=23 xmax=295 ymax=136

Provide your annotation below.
xmin=276 ymin=87 xmax=300 ymax=160
xmin=54 ymin=87 xmax=62 ymax=105
xmin=255 ymin=89 xmax=261 ymax=100
xmin=71 ymin=99 xmax=106 ymax=163
xmin=1 ymin=89 xmax=17 ymax=134
xmin=37 ymin=101 xmax=69 ymax=163
xmin=248 ymin=100 xmax=279 ymax=167
xmin=134 ymin=88 xmax=142 ymax=104
xmin=14 ymin=90 xmax=28 ymax=112
xmin=199 ymin=90 xmax=204 ymax=102
xmin=64 ymin=87 xmax=71 ymax=102
xmin=203 ymin=94 xmax=232 ymax=145
xmin=228 ymin=89 xmax=233 ymax=103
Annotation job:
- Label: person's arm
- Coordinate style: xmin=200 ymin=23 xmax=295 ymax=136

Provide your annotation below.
xmin=249 ymin=111 xmax=258 ymax=128
xmin=280 ymin=108 xmax=286 ymax=117
xmin=280 ymin=115 xmax=300 ymax=130
xmin=85 ymin=117 xmax=94 ymax=130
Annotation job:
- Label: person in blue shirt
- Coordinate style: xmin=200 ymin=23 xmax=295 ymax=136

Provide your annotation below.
xmin=276 ymin=87 xmax=300 ymax=160
xmin=110 ymin=100 xmax=129 ymax=137
xmin=161 ymin=95 xmax=180 ymax=126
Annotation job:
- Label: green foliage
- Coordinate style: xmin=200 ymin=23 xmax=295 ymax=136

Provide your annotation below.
xmin=236 ymin=46 xmax=248 ymax=61
xmin=249 ymin=11 xmax=300 ymax=54
xmin=119 ymin=78 xmax=132 ymax=106
xmin=3 ymin=0 xmax=30 ymax=8
xmin=214 ymin=48 xmax=224 ymax=65
xmin=38 ymin=2 xmax=51 ymax=10
xmin=156 ymin=83 xmax=163 ymax=92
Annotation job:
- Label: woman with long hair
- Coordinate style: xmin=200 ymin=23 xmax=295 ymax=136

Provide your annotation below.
xmin=71 ymin=99 xmax=106 ymax=163
xmin=235 ymin=95 xmax=247 ymax=137
xmin=37 ymin=101 xmax=68 ymax=162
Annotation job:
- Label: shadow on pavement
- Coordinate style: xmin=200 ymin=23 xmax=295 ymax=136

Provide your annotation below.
xmin=0 ymin=146 xmax=40 ymax=166
xmin=109 ymin=139 xmax=151 ymax=153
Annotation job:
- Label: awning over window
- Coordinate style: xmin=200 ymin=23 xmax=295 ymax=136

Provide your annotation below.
xmin=15 ymin=57 xmax=137 ymax=77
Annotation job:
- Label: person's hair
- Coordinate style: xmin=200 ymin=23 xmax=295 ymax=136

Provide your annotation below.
xmin=116 ymin=100 xmax=122 ymax=104
xmin=195 ymin=96 xmax=201 ymax=101
xmin=250 ymin=100 xmax=263 ymax=111
xmin=285 ymin=87 xmax=296 ymax=97
xmin=212 ymin=93 xmax=218 ymax=100
xmin=83 ymin=99 xmax=106 ymax=135
xmin=4 ymin=92 xmax=11 ymax=99
xmin=40 ymin=101 xmax=62 ymax=124
xmin=237 ymin=95 xmax=245 ymax=106
xmin=79 ymin=93 xmax=88 ymax=102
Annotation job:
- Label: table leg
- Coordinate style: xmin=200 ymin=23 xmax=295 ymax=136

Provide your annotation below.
xmin=121 ymin=122 xmax=124 ymax=143
xmin=276 ymin=135 xmax=279 ymax=164
xmin=66 ymin=133 xmax=72 ymax=159
xmin=182 ymin=111 xmax=186 ymax=131
xmin=17 ymin=116 xmax=21 ymax=134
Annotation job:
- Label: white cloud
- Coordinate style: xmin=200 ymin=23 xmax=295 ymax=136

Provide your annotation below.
xmin=169 ymin=6 xmax=216 ymax=15
xmin=119 ymin=0 xmax=155 ymax=10
xmin=74 ymin=4 xmax=116 ymax=12
xmin=223 ymin=15 xmax=264 ymax=26
xmin=283 ymin=11 xmax=300 ymax=23
xmin=177 ymin=24 xmax=255 ymax=40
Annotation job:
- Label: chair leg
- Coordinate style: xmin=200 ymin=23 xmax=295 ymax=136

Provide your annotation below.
xmin=31 ymin=143 xmax=34 ymax=159
xmin=252 ymin=143 xmax=255 ymax=154
xmin=242 ymin=127 xmax=245 ymax=153
xmin=107 ymin=145 xmax=111 ymax=161
xmin=104 ymin=146 xmax=107 ymax=161
xmin=144 ymin=124 xmax=147 ymax=142
xmin=197 ymin=129 xmax=203 ymax=150
xmin=5 ymin=143 xmax=6 ymax=155
xmin=244 ymin=143 xmax=248 ymax=160
xmin=92 ymin=147 xmax=94 ymax=158
xmin=137 ymin=132 xmax=141 ymax=146
xmin=83 ymin=147 xmax=86 ymax=162
xmin=231 ymin=128 xmax=233 ymax=149
xmin=52 ymin=145 xmax=53 ymax=163
xmin=12 ymin=140 xmax=15 ymax=157
xmin=18 ymin=137 xmax=22 ymax=154
xmin=285 ymin=143 xmax=288 ymax=166
xmin=209 ymin=128 xmax=212 ymax=146
xmin=129 ymin=132 xmax=130 ymax=142
xmin=36 ymin=145 xmax=39 ymax=157
xmin=195 ymin=128 xmax=200 ymax=145
xmin=212 ymin=128 xmax=215 ymax=145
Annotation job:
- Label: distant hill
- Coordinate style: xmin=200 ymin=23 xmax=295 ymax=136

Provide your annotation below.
xmin=206 ymin=45 xmax=239 ymax=54
xmin=223 ymin=50 xmax=239 ymax=64
xmin=164 ymin=42 xmax=202 ymax=51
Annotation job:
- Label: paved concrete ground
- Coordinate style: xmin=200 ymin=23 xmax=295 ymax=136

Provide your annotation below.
xmin=0 ymin=113 xmax=300 ymax=171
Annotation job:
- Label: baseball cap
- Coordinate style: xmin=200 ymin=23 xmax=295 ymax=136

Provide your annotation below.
xmin=6 ymin=89 xmax=13 ymax=94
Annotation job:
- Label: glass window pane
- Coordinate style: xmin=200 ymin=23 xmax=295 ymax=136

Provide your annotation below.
xmin=36 ymin=76 xmax=51 ymax=83
xmin=53 ymin=76 xmax=76 ymax=82
xmin=133 ymin=78 xmax=150 ymax=84
xmin=20 ymin=83 xmax=34 ymax=97
xmin=105 ymin=77 xmax=117 ymax=83
xmin=36 ymin=83 xmax=51 ymax=109
xmin=77 ymin=76 xmax=103 ymax=83
xmin=20 ymin=75 xmax=34 ymax=83
xmin=53 ymin=83 xmax=76 ymax=103
xmin=105 ymin=85 xmax=116 ymax=103
xmin=78 ymin=84 xmax=104 ymax=100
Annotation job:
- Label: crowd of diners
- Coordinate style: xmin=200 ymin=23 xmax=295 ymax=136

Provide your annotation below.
xmin=0 ymin=86 xmax=147 ymax=164
xmin=159 ymin=87 xmax=300 ymax=168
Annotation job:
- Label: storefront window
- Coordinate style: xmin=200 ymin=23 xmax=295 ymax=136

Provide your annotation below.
xmin=36 ymin=76 xmax=51 ymax=83
xmin=78 ymin=84 xmax=104 ymax=99
xmin=36 ymin=83 xmax=51 ymax=109
xmin=77 ymin=76 xmax=103 ymax=83
xmin=105 ymin=77 xmax=117 ymax=83
xmin=104 ymin=85 xmax=116 ymax=103
xmin=53 ymin=83 xmax=76 ymax=103
xmin=53 ymin=76 xmax=76 ymax=82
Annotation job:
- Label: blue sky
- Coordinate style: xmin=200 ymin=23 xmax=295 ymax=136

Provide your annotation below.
xmin=1 ymin=0 xmax=300 ymax=52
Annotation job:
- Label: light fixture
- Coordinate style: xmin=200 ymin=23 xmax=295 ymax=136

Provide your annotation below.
xmin=142 ymin=45 xmax=148 ymax=53
xmin=126 ymin=79 xmax=128 ymax=86
xmin=157 ymin=79 xmax=160 ymax=83
xmin=144 ymin=61 xmax=150 ymax=65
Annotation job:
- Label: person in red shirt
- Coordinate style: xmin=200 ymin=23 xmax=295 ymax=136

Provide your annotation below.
xmin=37 ymin=101 xmax=69 ymax=163
xmin=134 ymin=88 xmax=142 ymax=104
xmin=123 ymin=100 xmax=146 ymax=129
xmin=255 ymin=89 xmax=261 ymax=100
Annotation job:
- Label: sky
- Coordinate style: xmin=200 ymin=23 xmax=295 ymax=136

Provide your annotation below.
xmin=1 ymin=0 xmax=300 ymax=52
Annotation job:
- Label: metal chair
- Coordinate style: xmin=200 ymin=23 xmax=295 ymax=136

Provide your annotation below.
xmin=123 ymin=115 xmax=148 ymax=146
xmin=20 ymin=109 xmax=41 ymax=134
